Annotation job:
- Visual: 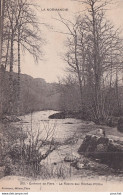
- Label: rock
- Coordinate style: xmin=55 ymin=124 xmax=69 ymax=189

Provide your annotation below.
xmin=78 ymin=135 xmax=92 ymax=153
xmin=96 ymin=144 xmax=107 ymax=152
xmin=78 ymin=134 xmax=123 ymax=170
xmin=86 ymin=161 xmax=95 ymax=169
xmin=95 ymin=159 xmax=101 ymax=163
xmin=65 ymin=137 xmax=78 ymax=145
xmin=72 ymin=156 xmax=89 ymax=169
xmin=86 ymin=121 xmax=95 ymax=125
xmin=49 ymin=112 xmax=65 ymax=119
xmin=49 ymin=111 xmax=91 ymax=120
xmin=76 ymin=161 xmax=85 ymax=169
xmin=64 ymin=153 xmax=79 ymax=162
xmin=86 ymin=160 xmax=109 ymax=171
xmin=97 ymin=129 xmax=106 ymax=137
xmin=117 ymin=117 xmax=123 ymax=132
xmin=97 ymin=137 xmax=109 ymax=145
xmin=64 ymin=122 xmax=73 ymax=124
xmin=90 ymin=129 xmax=106 ymax=137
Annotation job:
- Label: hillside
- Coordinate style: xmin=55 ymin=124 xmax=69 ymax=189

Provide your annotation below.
xmin=19 ymin=73 xmax=60 ymax=113
xmin=1 ymin=71 xmax=61 ymax=115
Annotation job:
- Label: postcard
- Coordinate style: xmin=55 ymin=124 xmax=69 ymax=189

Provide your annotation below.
xmin=0 ymin=0 xmax=123 ymax=192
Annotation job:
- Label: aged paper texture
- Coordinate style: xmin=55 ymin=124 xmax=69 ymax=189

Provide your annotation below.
xmin=0 ymin=0 xmax=123 ymax=192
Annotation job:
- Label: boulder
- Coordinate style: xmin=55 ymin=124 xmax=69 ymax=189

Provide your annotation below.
xmin=96 ymin=144 xmax=107 ymax=152
xmin=76 ymin=161 xmax=85 ymax=169
xmin=85 ymin=121 xmax=95 ymax=125
xmin=85 ymin=160 xmax=109 ymax=172
xmin=49 ymin=112 xmax=65 ymax=119
xmin=71 ymin=156 xmax=89 ymax=169
xmin=64 ymin=137 xmax=78 ymax=145
xmin=64 ymin=153 xmax=79 ymax=162
xmin=78 ymin=134 xmax=123 ymax=170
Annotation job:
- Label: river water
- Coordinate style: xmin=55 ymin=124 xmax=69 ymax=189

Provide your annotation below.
xmin=19 ymin=110 xmax=84 ymax=142
xmin=14 ymin=110 xmax=86 ymax=178
xmin=14 ymin=110 xmax=123 ymax=181
xmin=17 ymin=110 xmax=84 ymax=162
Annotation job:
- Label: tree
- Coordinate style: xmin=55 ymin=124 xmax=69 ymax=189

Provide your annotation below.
xmin=79 ymin=0 xmax=123 ymax=122
xmin=0 ymin=0 xmax=3 ymax=117
xmin=56 ymin=0 xmax=123 ymax=122
xmin=58 ymin=75 xmax=81 ymax=112
xmin=55 ymin=14 xmax=86 ymax=112
xmin=0 ymin=0 xmax=5 ymax=118
xmin=1 ymin=0 xmax=44 ymax=115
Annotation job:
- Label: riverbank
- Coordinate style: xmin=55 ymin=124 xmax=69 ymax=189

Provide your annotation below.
xmin=41 ymin=119 xmax=123 ymax=180
xmin=0 ymin=121 xmax=28 ymax=178
xmin=49 ymin=111 xmax=88 ymax=120
xmin=0 ymin=110 xmax=123 ymax=181
xmin=49 ymin=111 xmax=121 ymax=127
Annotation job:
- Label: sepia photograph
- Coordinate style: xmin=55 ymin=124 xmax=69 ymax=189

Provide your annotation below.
xmin=0 ymin=0 xmax=123 ymax=192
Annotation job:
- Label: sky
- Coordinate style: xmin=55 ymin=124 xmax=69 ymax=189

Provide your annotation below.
xmin=21 ymin=0 xmax=123 ymax=83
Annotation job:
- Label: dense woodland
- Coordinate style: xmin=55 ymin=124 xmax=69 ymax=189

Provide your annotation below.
xmin=58 ymin=0 xmax=123 ymax=124
xmin=0 ymin=0 xmax=44 ymax=117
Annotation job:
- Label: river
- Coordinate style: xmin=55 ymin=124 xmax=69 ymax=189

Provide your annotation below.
xmin=17 ymin=110 xmax=84 ymax=163
xmin=13 ymin=110 xmax=123 ymax=181
xmin=18 ymin=110 xmax=84 ymax=141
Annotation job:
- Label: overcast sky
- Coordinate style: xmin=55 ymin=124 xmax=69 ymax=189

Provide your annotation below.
xmin=21 ymin=0 xmax=123 ymax=83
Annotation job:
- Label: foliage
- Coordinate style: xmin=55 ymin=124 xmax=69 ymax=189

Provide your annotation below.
xmin=0 ymin=120 xmax=57 ymax=178
xmin=0 ymin=71 xmax=60 ymax=115
xmin=57 ymin=0 xmax=123 ymax=123
xmin=0 ymin=0 xmax=44 ymax=116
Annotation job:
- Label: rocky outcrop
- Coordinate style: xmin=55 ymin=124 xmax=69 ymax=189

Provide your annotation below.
xmin=64 ymin=153 xmax=80 ymax=162
xmin=78 ymin=134 xmax=123 ymax=170
xmin=75 ymin=157 xmax=110 ymax=172
xmin=49 ymin=111 xmax=91 ymax=120
xmin=64 ymin=153 xmax=111 ymax=173
xmin=49 ymin=112 xmax=65 ymax=119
